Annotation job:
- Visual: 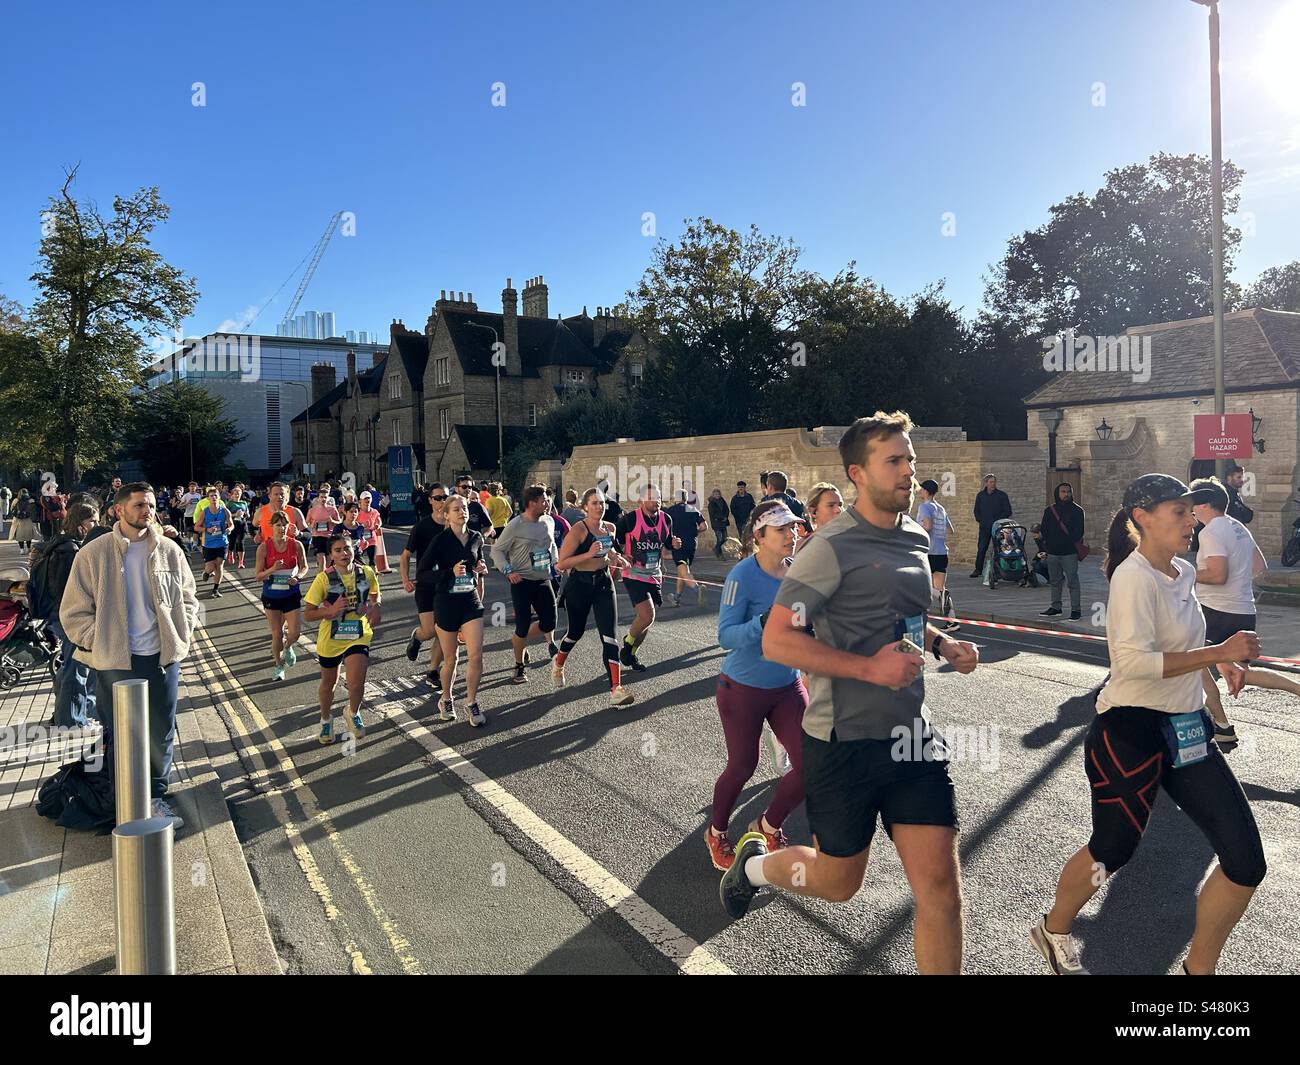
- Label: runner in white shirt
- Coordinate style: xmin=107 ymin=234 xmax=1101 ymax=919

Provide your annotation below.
xmin=1190 ymin=477 xmax=1300 ymax=750
xmin=1031 ymin=475 xmax=1265 ymax=976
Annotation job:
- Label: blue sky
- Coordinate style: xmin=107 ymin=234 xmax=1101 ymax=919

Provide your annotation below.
xmin=3 ymin=0 xmax=1298 ymax=345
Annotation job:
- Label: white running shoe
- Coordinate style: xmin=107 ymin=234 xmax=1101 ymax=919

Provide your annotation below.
xmin=439 ymin=700 xmax=455 ymax=722
xmin=610 ymin=685 xmax=634 ymax=707
xmin=552 ymin=662 xmax=566 ymax=689
xmin=466 ymin=702 xmax=487 ymax=728
xmin=1030 ymin=918 xmax=1089 ymax=974
xmin=273 ymin=665 xmax=285 ymax=682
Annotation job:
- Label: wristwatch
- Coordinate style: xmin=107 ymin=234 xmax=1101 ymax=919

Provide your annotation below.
xmin=931 ymin=634 xmax=945 ymax=661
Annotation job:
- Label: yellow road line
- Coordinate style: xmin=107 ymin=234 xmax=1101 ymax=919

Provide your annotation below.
xmin=191 ymin=623 xmax=420 ymax=975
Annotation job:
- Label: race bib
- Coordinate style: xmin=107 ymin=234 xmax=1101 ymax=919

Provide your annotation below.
xmin=315 ymin=521 xmax=329 ymax=533
xmin=333 ymin=618 xmax=362 ymax=640
xmin=595 ymin=534 xmax=613 ymax=556
xmin=894 ymin=614 xmax=927 ymax=654
xmin=452 ymin=574 xmax=475 ymax=594
xmin=270 ymin=572 xmax=293 ymax=589
xmin=643 ymin=548 xmax=660 ymax=570
xmin=531 ymin=548 xmax=551 ymax=571
xmin=1163 ymin=710 xmax=1209 ymax=769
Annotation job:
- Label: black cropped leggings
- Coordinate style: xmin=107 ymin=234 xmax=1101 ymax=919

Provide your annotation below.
xmin=1084 ymin=706 xmax=1266 ymax=888
xmin=559 ymin=570 xmax=619 ymax=676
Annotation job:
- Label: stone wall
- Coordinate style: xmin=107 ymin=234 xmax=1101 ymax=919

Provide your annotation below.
xmin=1028 ymin=390 xmax=1300 ymax=557
xmin=562 ymin=427 xmax=1046 ymax=564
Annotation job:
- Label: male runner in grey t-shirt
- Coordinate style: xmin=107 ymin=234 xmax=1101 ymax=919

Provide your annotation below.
xmin=719 ymin=411 xmax=980 ymax=974
xmin=491 ymin=484 xmax=560 ymax=683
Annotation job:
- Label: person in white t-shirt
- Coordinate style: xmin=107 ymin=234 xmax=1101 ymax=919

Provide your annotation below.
xmin=1190 ymin=477 xmax=1300 ymax=749
xmin=1031 ymin=474 xmax=1265 ymax=977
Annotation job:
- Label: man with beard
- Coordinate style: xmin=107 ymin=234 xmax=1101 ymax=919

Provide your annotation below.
xmin=719 ymin=412 xmax=979 ymax=975
xmin=615 ymin=484 xmax=681 ymax=672
xmin=1039 ymin=482 xmax=1086 ymax=620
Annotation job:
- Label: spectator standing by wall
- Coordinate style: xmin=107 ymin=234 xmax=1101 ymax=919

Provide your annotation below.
xmin=970 ymin=474 xmax=1011 ymax=578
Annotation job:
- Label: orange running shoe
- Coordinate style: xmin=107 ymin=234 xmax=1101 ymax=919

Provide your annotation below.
xmin=704 ymin=828 xmax=735 ymax=871
xmin=748 ymin=818 xmax=789 ymax=853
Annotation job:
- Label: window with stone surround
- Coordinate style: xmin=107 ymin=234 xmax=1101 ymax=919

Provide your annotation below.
xmin=630 ymin=361 xmax=643 ymax=388
xmin=388 ymin=374 xmax=401 ymax=400
xmin=440 ymin=408 xmax=450 ymax=440
xmin=436 ymin=357 xmax=450 ymax=387
xmin=528 ymin=403 xmax=537 ymax=427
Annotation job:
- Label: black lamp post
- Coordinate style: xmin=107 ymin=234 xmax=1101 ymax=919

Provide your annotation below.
xmin=1095 ymin=418 xmax=1114 ymax=442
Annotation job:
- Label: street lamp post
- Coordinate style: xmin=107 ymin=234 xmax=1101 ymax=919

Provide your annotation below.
xmin=1193 ymin=0 xmax=1227 ymax=477
xmin=462 ymin=321 xmax=503 ymax=470
xmin=280 ymin=381 xmax=313 ymax=479
xmin=183 ymin=413 xmax=194 ymax=483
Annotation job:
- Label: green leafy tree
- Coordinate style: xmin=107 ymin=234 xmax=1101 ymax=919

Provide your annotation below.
xmin=500 ymin=439 xmax=547 ymax=502
xmin=25 ymin=169 xmax=198 ymax=483
xmin=1243 ymin=261 xmax=1300 ymax=312
xmin=985 ymin=152 xmax=1244 ymax=338
xmin=123 ymin=381 xmax=243 ymax=485
xmin=626 ymin=218 xmax=809 ymax=437
xmin=533 ymin=392 xmax=639 ymax=455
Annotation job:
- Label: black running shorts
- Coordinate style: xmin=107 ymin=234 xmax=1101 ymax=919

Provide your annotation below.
xmin=623 ymin=578 xmax=662 ymax=608
xmin=801 ymin=728 xmax=958 ymax=858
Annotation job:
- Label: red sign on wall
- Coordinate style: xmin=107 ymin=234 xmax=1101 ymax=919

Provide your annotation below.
xmin=1193 ymin=413 xmax=1253 ymax=460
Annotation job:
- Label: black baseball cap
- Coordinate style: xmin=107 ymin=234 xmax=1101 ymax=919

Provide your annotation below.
xmin=1122 ymin=474 xmax=1195 ymax=515
xmin=736 ymin=481 xmax=747 ymax=487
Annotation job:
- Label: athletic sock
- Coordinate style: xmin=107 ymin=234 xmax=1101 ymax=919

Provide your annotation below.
xmin=744 ymin=854 xmax=770 ymax=887
xmin=623 ymin=633 xmax=635 ymax=649
xmin=555 ymin=651 xmax=569 ymax=667
xmin=608 ymin=662 xmax=621 ymax=688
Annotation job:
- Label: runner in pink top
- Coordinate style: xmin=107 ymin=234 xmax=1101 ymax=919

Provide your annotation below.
xmin=306 ymin=492 xmax=343 ymax=571
xmin=614 ymin=485 xmax=681 ymax=672
xmin=357 ymin=491 xmax=383 ymax=568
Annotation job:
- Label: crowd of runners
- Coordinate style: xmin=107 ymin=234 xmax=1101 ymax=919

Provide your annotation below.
xmin=9 ymin=410 xmax=1297 ymax=975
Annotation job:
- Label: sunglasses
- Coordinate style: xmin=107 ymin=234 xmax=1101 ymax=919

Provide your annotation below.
xmin=431 ymin=495 xmax=448 ymax=502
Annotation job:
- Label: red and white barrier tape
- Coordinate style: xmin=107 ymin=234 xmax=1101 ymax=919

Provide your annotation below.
xmin=948 ymin=615 xmax=1300 ymax=667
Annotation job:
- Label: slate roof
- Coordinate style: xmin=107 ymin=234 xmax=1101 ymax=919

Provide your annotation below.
xmin=452 ymin=424 xmax=537 ymax=469
xmin=292 ymin=380 xmax=348 ymax=423
xmin=1024 ymin=308 xmax=1300 ymax=407
xmin=392 ymin=332 xmax=429 ymax=392
xmin=441 ymin=310 xmax=605 ymax=375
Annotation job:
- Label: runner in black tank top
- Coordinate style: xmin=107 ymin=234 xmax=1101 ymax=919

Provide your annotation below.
xmin=555 ymin=488 xmax=635 ymax=706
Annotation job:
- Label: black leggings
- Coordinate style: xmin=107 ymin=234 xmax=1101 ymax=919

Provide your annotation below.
xmin=559 ymin=570 xmax=619 ymax=677
xmin=1085 ymin=706 xmax=1266 ymax=887
xmin=230 ymin=525 xmax=246 ymax=555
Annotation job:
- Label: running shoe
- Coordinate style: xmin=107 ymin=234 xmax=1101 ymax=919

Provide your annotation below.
xmin=466 ymin=702 xmax=486 ymax=728
xmin=705 ymin=828 xmax=735 ymax=871
xmin=405 ymin=628 xmax=423 ymax=661
xmin=283 ymin=644 xmax=297 ymax=669
xmin=351 ymin=709 xmax=364 ymax=734
xmin=511 ymin=663 xmax=527 ymax=685
xmin=1029 ymin=917 xmax=1089 ymax=975
xmin=1214 ymin=723 xmax=1239 ymax=754
xmin=551 ymin=662 xmax=566 ymax=689
xmin=1070 ymin=611 xmax=1082 ymax=620
xmin=1039 ymin=607 xmax=1062 ymax=617
xmin=610 ymin=685 xmax=634 ymax=707
xmin=427 ymin=671 xmax=443 ymax=693
xmin=719 ymin=831 xmax=768 ymax=919
xmin=439 ymin=699 xmax=455 ymax=722
xmin=214 ymin=585 xmax=223 ymax=598
xmin=748 ymin=818 xmax=789 ymax=853
xmin=671 ymin=592 xmax=682 ymax=607
xmin=318 ymin=720 xmax=333 ymax=745
xmin=619 ymin=643 xmax=647 ymax=672
xmin=273 ymin=665 xmax=285 ymax=682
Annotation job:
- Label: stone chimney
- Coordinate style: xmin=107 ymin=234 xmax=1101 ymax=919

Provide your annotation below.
xmin=502 ymin=277 xmax=521 ymax=376
xmin=310 ymin=362 xmax=337 ymax=405
xmin=522 ymin=275 xmax=549 ymax=318
xmin=435 ymin=290 xmax=478 ymax=312
xmin=346 ymin=350 xmax=357 ymax=395
xmin=592 ymin=305 xmax=613 ymax=348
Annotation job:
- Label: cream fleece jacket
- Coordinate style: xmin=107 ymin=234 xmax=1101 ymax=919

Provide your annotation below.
xmin=59 ymin=520 xmax=200 ymax=670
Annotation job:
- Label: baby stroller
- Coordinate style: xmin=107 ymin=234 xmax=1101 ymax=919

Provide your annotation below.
xmin=988 ymin=518 xmax=1038 ymax=590
xmin=0 ymin=568 xmax=61 ymax=690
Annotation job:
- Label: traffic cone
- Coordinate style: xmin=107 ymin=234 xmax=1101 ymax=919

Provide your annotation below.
xmin=373 ymin=529 xmax=391 ymax=573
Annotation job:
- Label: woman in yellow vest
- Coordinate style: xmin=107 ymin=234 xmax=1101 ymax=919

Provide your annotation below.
xmin=303 ymin=533 xmax=382 ymax=745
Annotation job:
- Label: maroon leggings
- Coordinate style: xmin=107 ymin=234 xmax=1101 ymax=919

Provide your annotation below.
xmin=711 ymin=673 xmax=808 ymax=832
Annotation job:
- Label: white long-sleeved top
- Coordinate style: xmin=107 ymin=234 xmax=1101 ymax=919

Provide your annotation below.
xmin=1097 ymin=550 xmax=1207 ymax=716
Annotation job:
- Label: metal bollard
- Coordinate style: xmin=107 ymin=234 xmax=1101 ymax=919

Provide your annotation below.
xmin=112 ymin=679 xmax=150 ymax=823
xmin=113 ymin=817 xmax=177 ymax=975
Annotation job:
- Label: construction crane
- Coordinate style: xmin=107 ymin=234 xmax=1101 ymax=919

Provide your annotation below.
xmin=278 ymin=211 xmax=343 ymax=334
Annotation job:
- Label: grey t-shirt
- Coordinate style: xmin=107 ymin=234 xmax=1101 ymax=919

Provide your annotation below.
xmin=490 ymin=514 xmax=557 ymax=581
xmin=775 ymin=506 xmax=932 ymax=741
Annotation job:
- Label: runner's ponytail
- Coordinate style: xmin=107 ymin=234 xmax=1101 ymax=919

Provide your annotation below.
xmin=1102 ymin=506 xmax=1136 ymax=581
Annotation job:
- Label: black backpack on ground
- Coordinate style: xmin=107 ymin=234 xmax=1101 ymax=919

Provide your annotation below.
xmin=36 ymin=758 xmax=116 ymax=833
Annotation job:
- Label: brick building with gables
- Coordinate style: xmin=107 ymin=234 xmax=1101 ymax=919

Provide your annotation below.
xmin=291 ymin=275 xmax=653 ymax=488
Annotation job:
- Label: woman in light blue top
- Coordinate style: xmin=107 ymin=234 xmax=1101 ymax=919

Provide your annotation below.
xmin=705 ymin=499 xmax=808 ymax=872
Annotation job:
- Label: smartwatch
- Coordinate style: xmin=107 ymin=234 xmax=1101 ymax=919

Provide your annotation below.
xmin=931 ymin=634 xmax=945 ymax=661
